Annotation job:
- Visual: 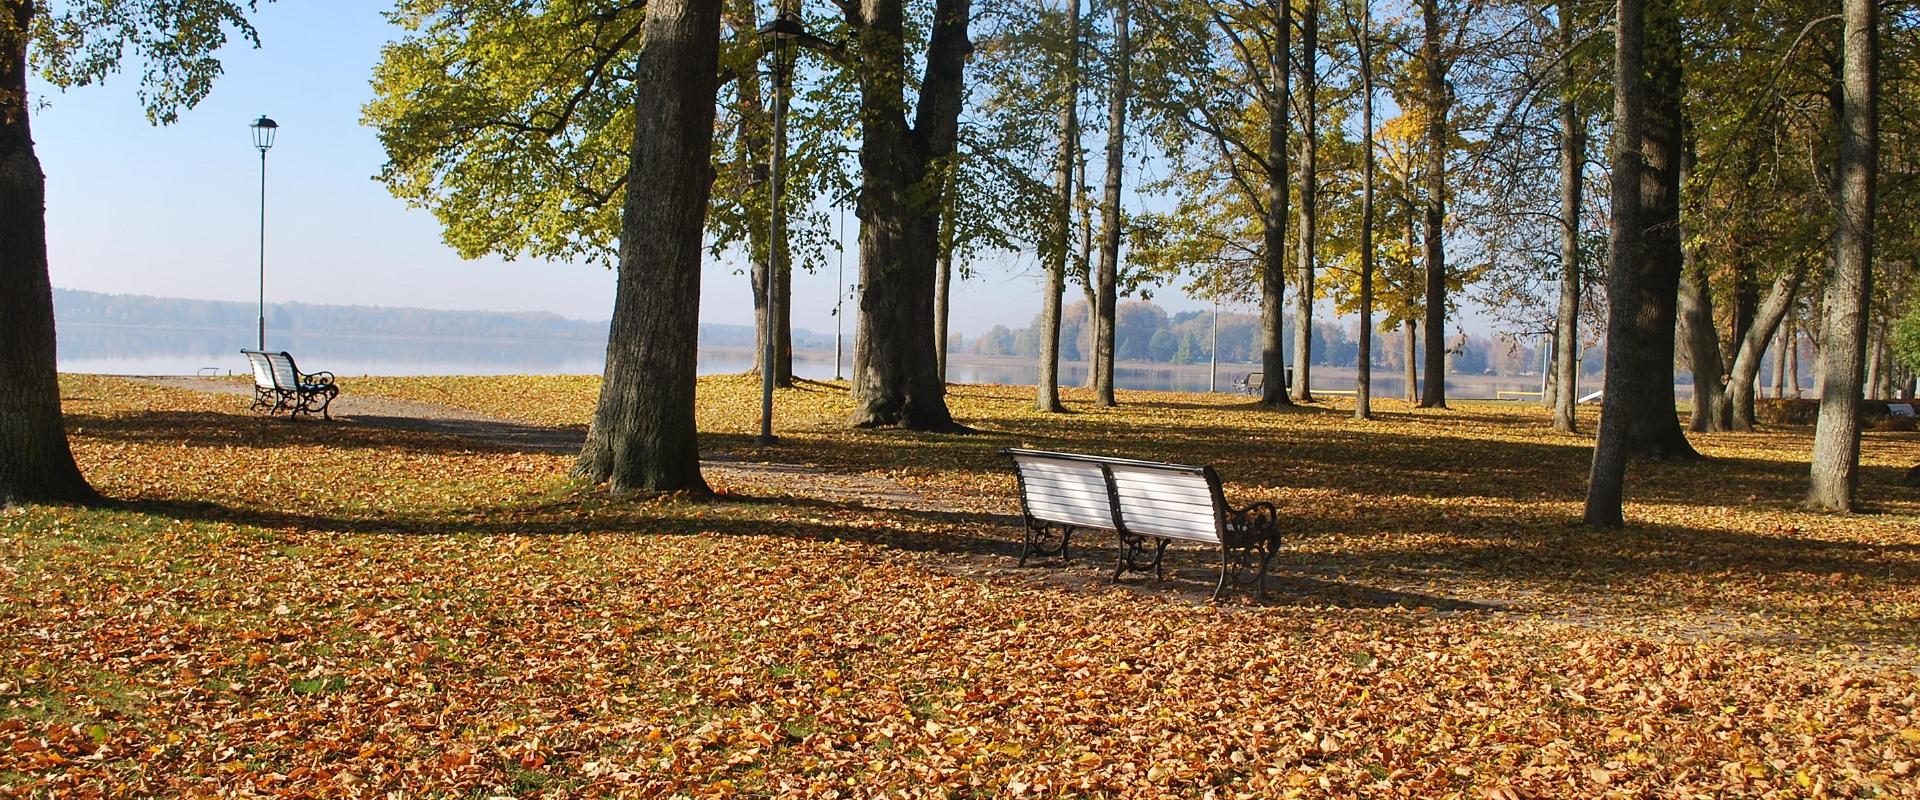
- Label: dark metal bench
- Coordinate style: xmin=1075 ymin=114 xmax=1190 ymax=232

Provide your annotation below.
xmin=242 ymin=350 xmax=340 ymax=419
xmin=1004 ymin=448 xmax=1281 ymax=600
xmin=1234 ymin=368 xmax=1294 ymax=395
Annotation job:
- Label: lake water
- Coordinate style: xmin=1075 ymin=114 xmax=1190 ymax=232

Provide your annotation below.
xmin=56 ymin=324 xmax=1587 ymax=399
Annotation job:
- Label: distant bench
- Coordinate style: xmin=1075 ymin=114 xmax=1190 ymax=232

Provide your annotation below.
xmin=242 ymin=350 xmax=340 ymax=420
xmin=1003 ymin=448 xmax=1282 ymax=600
xmin=1233 ymin=368 xmax=1294 ymax=396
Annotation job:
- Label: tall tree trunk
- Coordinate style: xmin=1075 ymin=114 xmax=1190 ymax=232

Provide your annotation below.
xmin=1552 ymin=6 xmax=1584 ymax=433
xmin=0 ymin=0 xmax=97 ymax=506
xmin=1291 ymin=0 xmax=1319 ymax=402
xmin=1585 ymin=0 xmax=1698 ymax=526
xmin=1036 ymin=0 xmax=1079 ymax=413
xmin=1259 ymin=0 xmax=1294 ymax=407
xmin=1721 ymin=266 xmax=1804 ymax=430
xmin=1093 ymin=0 xmax=1128 ymax=407
xmin=1417 ymin=0 xmax=1449 ymax=409
xmin=1808 ymin=0 xmax=1875 ymax=511
xmin=1403 ymin=320 xmax=1417 ymax=404
xmin=1788 ymin=312 xmax=1802 ymax=395
xmin=1864 ymin=320 xmax=1884 ymax=400
xmin=575 ymin=0 xmax=723 ymax=493
xmin=1772 ymin=307 xmax=1789 ymax=398
xmin=1679 ymin=219 xmax=1727 ymax=431
xmin=1355 ymin=0 xmax=1374 ymax=420
xmin=934 ymin=192 xmax=954 ymax=384
xmin=848 ymin=0 xmax=971 ymax=430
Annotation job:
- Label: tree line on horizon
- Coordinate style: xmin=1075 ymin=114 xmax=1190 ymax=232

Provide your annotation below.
xmin=0 ymin=0 xmax=1914 ymax=522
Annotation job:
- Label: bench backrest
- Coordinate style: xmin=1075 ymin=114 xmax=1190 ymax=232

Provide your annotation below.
xmin=1005 ymin=449 xmax=1226 ymax=543
xmin=242 ymin=350 xmax=298 ymax=390
xmin=1008 ymin=451 xmax=1118 ymax=531
xmin=1244 ymin=372 xmax=1264 ymax=388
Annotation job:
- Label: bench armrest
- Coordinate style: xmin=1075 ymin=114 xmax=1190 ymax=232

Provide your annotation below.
xmin=1224 ymin=501 xmax=1279 ymax=545
xmin=300 ymin=370 xmax=336 ymax=387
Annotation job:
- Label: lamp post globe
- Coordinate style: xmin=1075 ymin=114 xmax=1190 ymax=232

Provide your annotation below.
xmin=251 ymin=115 xmax=277 ymax=351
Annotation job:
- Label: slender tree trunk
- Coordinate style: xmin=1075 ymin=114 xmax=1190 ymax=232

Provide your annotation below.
xmin=1788 ymin=312 xmax=1802 ymax=395
xmin=1864 ymin=320 xmax=1884 ymax=400
xmin=1808 ymin=0 xmax=1875 ymax=511
xmin=1259 ymin=0 xmax=1294 ymax=407
xmin=848 ymin=0 xmax=971 ymax=430
xmin=1722 ymin=266 xmax=1804 ymax=430
xmin=1037 ymin=0 xmax=1079 ymax=413
xmin=1772 ymin=307 xmax=1789 ymax=398
xmin=1092 ymin=0 xmax=1128 ymax=407
xmin=575 ymin=0 xmax=723 ymax=493
xmin=1552 ymin=12 xmax=1584 ymax=433
xmin=0 ymin=1 xmax=97 ymax=506
xmin=1679 ymin=231 xmax=1727 ymax=431
xmin=1403 ymin=320 xmax=1417 ymax=404
xmin=736 ymin=24 xmax=794 ymax=389
xmin=935 ymin=203 xmax=954 ymax=384
xmin=1291 ymin=0 xmax=1319 ymax=402
xmin=1417 ymin=0 xmax=1448 ymax=409
xmin=1355 ymin=0 xmax=1374 ymax=420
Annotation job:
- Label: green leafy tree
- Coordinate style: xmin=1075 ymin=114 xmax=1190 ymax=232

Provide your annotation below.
xmin=2 ymin=0 xmax=267 ymax=506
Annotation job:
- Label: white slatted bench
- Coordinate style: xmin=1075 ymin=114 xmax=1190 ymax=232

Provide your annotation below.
xmin=1004 ymin=448 xmax=1282 ymax=600
xmin=242 ymin=350 xmax=340 ymax=419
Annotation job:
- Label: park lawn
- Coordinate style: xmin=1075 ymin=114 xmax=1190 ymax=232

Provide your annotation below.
xmin=0 ymin=375 xmax=1912 ymax=798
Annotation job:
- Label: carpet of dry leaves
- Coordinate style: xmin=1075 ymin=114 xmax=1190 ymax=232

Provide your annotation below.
xmin=3 ymin=374 xmax=1918 ymax=798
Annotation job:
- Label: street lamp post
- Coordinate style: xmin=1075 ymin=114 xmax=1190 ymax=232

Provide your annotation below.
xmin=755 ymin=8 xmax=828 ymax=445
xmin=250 ymin=115 xmax=278 ymax=351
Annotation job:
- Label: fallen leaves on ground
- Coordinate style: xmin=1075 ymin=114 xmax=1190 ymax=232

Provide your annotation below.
xmin=0 ymin=374 xmax=1914 ymax=798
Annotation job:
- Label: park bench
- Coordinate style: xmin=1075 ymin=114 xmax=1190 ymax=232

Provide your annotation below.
xmin=1233 ymin=368 xmax=1293 ymax=396
xmin=242 ymin=350 xmax=340 ymax=420
xmin=1003 ymin=448 xmax=1282 ymax=600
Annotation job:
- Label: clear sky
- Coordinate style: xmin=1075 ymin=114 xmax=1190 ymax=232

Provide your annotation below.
xmin=34 ymin=1 xmax=1256 ymax=340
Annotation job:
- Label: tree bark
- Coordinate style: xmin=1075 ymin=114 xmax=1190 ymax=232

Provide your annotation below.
xmin=1291 ymin=0 xmax=1319 ymax=402
xmin=1258 ymin=0 xmax=1294 ymax=407
xmin=848 ymin=0 xmax=971 ymax=430
xmin=1552 ymin=6 xmax=1584 ymax=433
xmin=1092 ymin=0 xmax=1128 ymax=407
xmin=575 ymin=0 xmax=723 ymax=493
xmin=1417 ymin=0 xmax=1448 ymax=409
xmin=1678 ymin=201 xmax=1728 ymax=432
xmin=1721 ymin=265 xmax=1803 ymax=430
xmin=1787 ymin=312 xmax=1801 ymax=395
xmin=1355 ymin=0 xmax=1374 ymax=420
xmin=0 ymin=1 xmax=98 ymax=507
xmin=934 ymin=199 xmax=954 ymax=384
xmin=1079 ymin=157 xmax=1099 ymax=390
xmin=1585 ymin=0 xmax=1699 ymax=526
xmin=1036 ymin=0 xmax=1078 ymax=413
xmin=1807 ymin=0 xmax=1874 ymax=511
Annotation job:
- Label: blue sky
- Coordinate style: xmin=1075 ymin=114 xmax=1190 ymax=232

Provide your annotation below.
xmin=33 ymin=1 xmax=1247 ymax=339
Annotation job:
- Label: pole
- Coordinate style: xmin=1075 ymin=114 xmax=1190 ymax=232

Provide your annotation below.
xmin=758 ymin=40 xmax=790 ymax=446
xmin=257 ymin=148 xmax=268 ymax=351
xmin=1209 ymin=296 xmax=1218 ymax=392
xmin=835 ymin=201 xmax=844 ymax=381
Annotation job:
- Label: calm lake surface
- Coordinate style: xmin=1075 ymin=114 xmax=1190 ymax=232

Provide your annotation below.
xmin=57 ymin=324 xmax=1586 ymax=399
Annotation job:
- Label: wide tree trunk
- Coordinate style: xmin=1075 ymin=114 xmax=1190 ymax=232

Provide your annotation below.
xmin=1290 ymin=0 xmax=1319 ymax=402
xmin=1585 ymin=0 xmax=1699 ymax=526
xmin=848 ymin=0 xmax=971 ymax=430
xmin=1417 ymin=0 xmax=1449 ymax=409
xmin=1036 ymin=0 xmax=1078 ymax=413
xmin=575 ymin=0 xmax=723 ymax=493
xmin=1808 ymin=0 xmax=1876 ymax=511
xmin=1092 ymin=0 xmax=1128 ymax=407
xmin=1552 ymin=10 xmax=1584 ymax=434
xmin=1720 ymin=265 xmax=1803 ymax=430
xmin=0 ymin=1 xmax=98 ymax=507
xmin=1258 ymin=0 xmax=1293 ymax=407
xmin=1354 ymin=0 xmax=1374 ymax=420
